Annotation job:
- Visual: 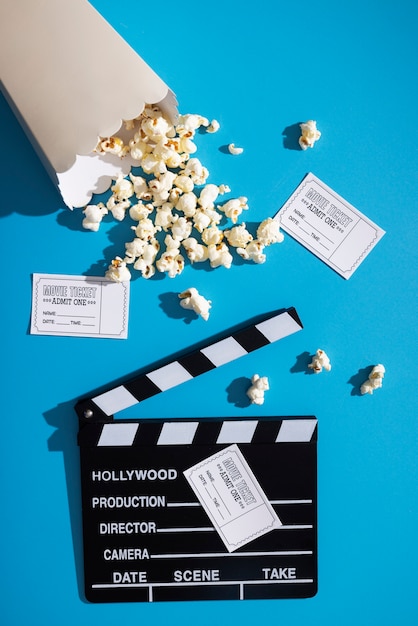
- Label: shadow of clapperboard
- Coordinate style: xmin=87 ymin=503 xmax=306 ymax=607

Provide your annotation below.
xmin=74 ymin=308 xmax=318 ymax=603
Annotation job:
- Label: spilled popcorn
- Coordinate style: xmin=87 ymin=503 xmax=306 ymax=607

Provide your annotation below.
xmin=83 ymin=104 xmax=284 ymax=280
xmin=228 ymin=143 xmax=244 ymax=155
xmin=360 ymin=364 xmax=385 ymax=395
xmin=178 ymin=288 xmax=212 ymax=321
xmin=82 ymin=203 xmax=108 ymax=231
xmin=308 ymin=349 xmax=331 ymax=374
xmin=207 ymin=119 xmax=220 ymax=133
xmin=105 ymin=256 xmax=132 ymax=282
xmin=299 ymin=120 xmax=321 ymax=150
xmin=246 ymin=374 xmax=269 ymax=405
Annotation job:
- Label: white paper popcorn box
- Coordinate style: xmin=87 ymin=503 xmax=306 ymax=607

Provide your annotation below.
xmin=0 ymin=0 xmax=177 ymax=209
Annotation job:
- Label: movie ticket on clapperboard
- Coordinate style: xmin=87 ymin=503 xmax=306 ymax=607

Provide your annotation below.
xmin=275 ymin=173 xmax=385 ymax=278
xmin=184 ymin=444 xmax=281 ymax=552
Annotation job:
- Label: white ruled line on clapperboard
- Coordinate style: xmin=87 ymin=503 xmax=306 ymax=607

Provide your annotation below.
xmin=75 ymin=308 xmax=318 ymax=603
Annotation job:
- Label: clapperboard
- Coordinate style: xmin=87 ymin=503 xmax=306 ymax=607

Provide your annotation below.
xmin=75 ymin=308 xmax=318 ymax=603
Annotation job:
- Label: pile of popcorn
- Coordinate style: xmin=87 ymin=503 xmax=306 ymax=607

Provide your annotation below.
xmin=82 ymin=104 xmax=284 ymax=281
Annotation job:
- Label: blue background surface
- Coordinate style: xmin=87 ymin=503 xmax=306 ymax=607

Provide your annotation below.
xmin=1 ymin=0 xmax=417 ymax=624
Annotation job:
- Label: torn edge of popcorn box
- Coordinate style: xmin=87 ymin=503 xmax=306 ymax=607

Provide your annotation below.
xmin=0 ymin=0 xmax=178 ymax=209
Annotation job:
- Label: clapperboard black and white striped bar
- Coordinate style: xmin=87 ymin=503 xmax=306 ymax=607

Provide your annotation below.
xmin=77 ymin=417 xmax=317 ymax=603
xmin=75 ymin=307 xmax=317 ymax=603
xmin=75 ymin=307 xmax=303 ymax=422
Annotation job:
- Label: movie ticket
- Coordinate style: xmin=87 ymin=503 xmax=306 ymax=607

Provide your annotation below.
xmin=275 ymin=173 xmax=385 ymax=278
xmin=30 ymin=273 xmax=130 ymax=339
xmin=184 ymin=444 xmax=281 ymax=552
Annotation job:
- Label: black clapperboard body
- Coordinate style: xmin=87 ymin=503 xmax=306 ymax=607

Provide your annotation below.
xmin=75 ymin=308 xmax=318 ymax=603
